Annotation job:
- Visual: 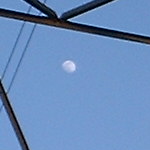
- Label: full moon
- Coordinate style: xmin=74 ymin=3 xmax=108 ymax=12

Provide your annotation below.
xmin=62 ymin=60 xmax=76 ymax=73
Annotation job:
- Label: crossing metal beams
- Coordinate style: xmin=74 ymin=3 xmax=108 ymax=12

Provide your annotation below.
xmin=0 ymin=8 xmax=150 ymax=45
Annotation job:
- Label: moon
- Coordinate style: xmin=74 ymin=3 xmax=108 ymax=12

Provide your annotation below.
xmin=62 ymin=60 xmax=76 ymax=73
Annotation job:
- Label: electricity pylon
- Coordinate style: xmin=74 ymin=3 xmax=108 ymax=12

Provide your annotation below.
xmin=1 ymin=0 xmax=150 ymax=150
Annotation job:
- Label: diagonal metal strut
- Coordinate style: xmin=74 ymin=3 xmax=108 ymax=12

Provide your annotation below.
xmin=0 ymin=80 xmax=30 ymax=150
xmin=60 ymin=0 xmax=116 ymax=20
xmin=0 ymin=8 xmax=150 ymax=45
xmin=23 ymin=0 xmax=57 ymax=18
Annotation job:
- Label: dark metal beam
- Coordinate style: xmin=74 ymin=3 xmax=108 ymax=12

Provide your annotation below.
xmin=60 ymin=0 xmax=116 ymax=20
xmin=0 ymin=8 xmax=150 ymax=45
xmin=23 ymin=0 xmax=57 ymax=18
xmin=0 ymin=80 xmax=30 ymax=150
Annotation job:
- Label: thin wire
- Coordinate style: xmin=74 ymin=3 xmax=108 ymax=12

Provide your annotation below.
xmin=1 ymin=6 xmax=32 ymax=81
xmin=0 ymin=90 xmax=4 ymax=113
xmin=7 ymin=0 xmax=47 ymax=93
xmin=7 ymin=23 xmax=37 ymax=93
xmin=0 ymin=103 xmax=3 ymax=114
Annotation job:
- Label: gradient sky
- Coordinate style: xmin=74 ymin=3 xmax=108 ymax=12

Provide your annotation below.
xmin=1 ymin=0 xmax=150 ymax=150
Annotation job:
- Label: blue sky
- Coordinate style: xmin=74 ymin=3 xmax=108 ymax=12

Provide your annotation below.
xmin=1 ymin=0 xmax=150 ymax=150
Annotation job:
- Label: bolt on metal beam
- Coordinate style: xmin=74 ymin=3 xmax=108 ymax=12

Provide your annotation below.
xmin=60 ymin=0 xmax=116 ymax=20
xmin=0 ymin=80 xmax=30 ymax=150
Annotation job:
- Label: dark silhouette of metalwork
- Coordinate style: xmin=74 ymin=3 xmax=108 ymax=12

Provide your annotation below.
xmin=0 ymin=8 xmax=150 ymax=44
xmin=0 ymin=81 xmax=30 ymax=150
xmin=0 ymin=1 xmax=150 ymax=150
xmin=60 ymin=0 xmax=115 ymax=20
xmin=1 ymin=0 xmax=150 ymax=44
xmin=23 ymin=0 xmax=57 ymax=18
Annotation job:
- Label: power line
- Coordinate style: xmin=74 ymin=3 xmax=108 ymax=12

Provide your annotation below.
xmin=1 ymin=6 xmax=32 ymax=81
xmin=0 ymin=103 xmax=3 ymax=114
xmin=7 ymin=0 xmax=47 ymax=93
xmin=0 ymin=1 xmax=47 ymax=150
xmin=1 ymin=0 xmax=47 ymax=86
xmin=7 ymin=23 xmax=37 ymax=93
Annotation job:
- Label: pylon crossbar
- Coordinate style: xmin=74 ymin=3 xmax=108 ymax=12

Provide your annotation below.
xmin=0 ymin=8 xmax=150 ymax=45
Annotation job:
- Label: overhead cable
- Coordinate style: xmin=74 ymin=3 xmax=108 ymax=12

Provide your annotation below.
xmin=0 ymin=103 xmax=3 ymax=114
xmin=7 ymin=0 xmax=47 ymax=93
xmin=1 ymin=6 xmax=32 ymax=81
xmin=7 ymin=24 xmax=37 ymax=93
